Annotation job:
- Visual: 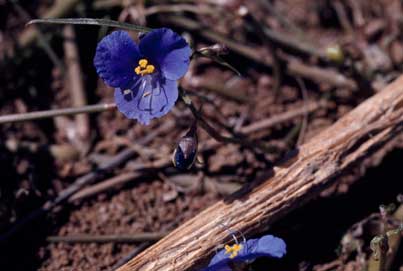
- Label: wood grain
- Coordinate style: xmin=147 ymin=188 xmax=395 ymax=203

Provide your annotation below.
xmin=118 ymin=75 xmax=403 ymax=271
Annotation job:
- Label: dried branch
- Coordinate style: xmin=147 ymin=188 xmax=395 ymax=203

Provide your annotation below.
xmin=239 ymin=100 xmax=324 ymax=134
xmin=164 ymin=15 xmax=357 ymax=90
xmin=117 ymin=75 xmax=403 ymax=271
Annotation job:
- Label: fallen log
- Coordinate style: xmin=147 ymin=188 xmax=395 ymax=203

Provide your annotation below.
xmin=118 ymin=75 xmax=403 ymax=271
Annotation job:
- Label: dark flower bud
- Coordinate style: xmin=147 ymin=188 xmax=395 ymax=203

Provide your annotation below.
xmin=172 ymin=124 xmax=198 ymax=170
xmin=198 ymin=44 xmax=229 ymax=57
xmin=325 ymin=44 xmax=344 ymax=64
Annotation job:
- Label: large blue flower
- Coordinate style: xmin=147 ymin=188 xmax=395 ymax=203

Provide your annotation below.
xmin=94 ymin=28 xmax=191 ymax=124
xmin=203 ymin=235 xmax=286 ymax=271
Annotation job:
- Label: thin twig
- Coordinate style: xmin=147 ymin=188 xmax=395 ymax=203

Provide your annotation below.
xmin=247 ymin=11 xmax=324 ymax=58
xmin=332 ymin=0 xmax=354 ymax=34
xmin=0 ymin=103 xmax=116 ymax=124
xmin=145 ymin=4 xmax=214 ymax=16
xmin=255 ymin=0 xmax=304 ymax=38
xmin=164 ymin=15 xmax=357 ymax=90
xmin=63 ymin=25 xmax=90 ymax=140
xmin=47 ymin=232 xmax=166 ymax=243
xmin=69 ymin=172 xmax=140 ymax=202
xmin=239 ymin=100 xmax=324 ymax=134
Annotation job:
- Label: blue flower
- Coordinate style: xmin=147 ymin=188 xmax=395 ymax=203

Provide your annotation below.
xmin=203 ymin=235 xmax=286 ymax=271
xmin=94 ymin=28 xmax=191 ymax=124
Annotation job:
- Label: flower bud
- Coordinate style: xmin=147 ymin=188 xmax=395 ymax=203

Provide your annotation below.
xmin=198 ymin=44 xmax=229 ymax=57
xmin=325 ymin=44 xmax=344 ymax=64
xmin=172 ymin=124 xmax=198 ymax=170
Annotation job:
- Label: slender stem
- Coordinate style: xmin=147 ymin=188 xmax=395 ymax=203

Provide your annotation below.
xmin=0 ymin=103 xmax=116 ymax=124
xmin=179 ymin=89 xmax=275 ymax=154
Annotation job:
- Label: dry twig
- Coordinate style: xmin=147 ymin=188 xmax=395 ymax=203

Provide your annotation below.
xmin=164 ymin=15 xmax=357 ymax=90
xmin=47 ymin=232 xmax=166 ymax=243
xmin=117 ymin=75 xmax=403 ymax=271
xmin=63 ymin=25 xmax=90 ymax=140
xmin=0 ymin=103 xmax=116 ymax=124
xmin=239 ymin=100 xmax=324 ymax=134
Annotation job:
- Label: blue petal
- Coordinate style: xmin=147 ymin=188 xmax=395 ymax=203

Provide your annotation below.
xmin=203 ymin=249 xmax=232 ymax=271
xmin=203 ymin=235 xmax=286 ymax=270
xmin=139 ymin=28 xmax=191 ymax=80
xmin=255 ymin=235 xmax=287 ymax=258
xmin=94 ymin=31 xmax=141 ymax=89
xmin=239 ymin=235 xmax=286 ymax=261
xmin=114 ymin=75 xmax=178 ymax=125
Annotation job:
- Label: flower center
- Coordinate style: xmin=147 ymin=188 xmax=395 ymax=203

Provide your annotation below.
xmin=224 ymin=244 xmax=243 ymax=259
xmin=134 ymin=58 xmax=155 ymax=76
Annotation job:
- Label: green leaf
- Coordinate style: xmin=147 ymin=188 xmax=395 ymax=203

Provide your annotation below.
xmin=27 ymin=18 xmax=152 ymax=33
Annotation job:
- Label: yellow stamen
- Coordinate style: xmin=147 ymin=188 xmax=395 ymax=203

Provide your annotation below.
xmin=143 ymin=91 xmax=151 ymax=97
xmin=224 ymin=243 xmax=243 ymax=259
xmin=134 ymin=58 xmax=155 ymax=76
xmin=146 ymin=65 xmax=155 ymax=73
xmin=139 ymin=59 xmax=148 ymax=68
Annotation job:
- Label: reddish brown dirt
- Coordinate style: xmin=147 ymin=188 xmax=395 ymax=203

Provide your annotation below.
xmin=0 ymin=0 xmax=402 ymax=270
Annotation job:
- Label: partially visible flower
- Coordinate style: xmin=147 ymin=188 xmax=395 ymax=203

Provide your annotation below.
xmin=203 ymin=235 xmax=286 ymax=271
xmin=94 ymin=28 xmax=191 ymax=124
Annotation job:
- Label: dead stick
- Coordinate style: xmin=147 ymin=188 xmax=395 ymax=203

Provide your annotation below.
xmin=117 ymin=76 xmax=403 ymax=271
xmin=165 ymin=15 xmax=357 ymax=90
xmin=0 ymin=103 xmax=116 ymax=124
xmin=69 ymin=172 xmax=140 ymax=202
xmin=63 ymin=25 xmax=90 ymax=140
xmin=240 ymin=100 xmax=324 ymax=134
xmin=47 ymin=232 xmax=166 ymax=243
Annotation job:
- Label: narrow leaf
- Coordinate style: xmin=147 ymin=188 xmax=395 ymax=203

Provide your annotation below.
xmin=27 ymin=18 xmax=152 ymax=32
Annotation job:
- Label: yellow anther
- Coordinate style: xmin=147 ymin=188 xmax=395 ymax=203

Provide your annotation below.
xmin=134 ymin=59 xmax=155 ymax=76
xmin=224 ymin=243 xmax=243 ymax=259
xmin=139 ymin=59 xmax=148 ymax=68
xmin=146 ymin=65 xmax=155 ymax=73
